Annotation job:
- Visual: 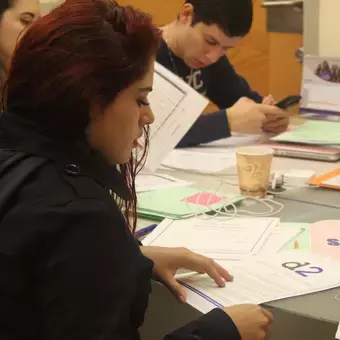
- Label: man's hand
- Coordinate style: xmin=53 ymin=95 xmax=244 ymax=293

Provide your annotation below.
xmin=224 ymin=304 xmax=273 ymax=340
xmin=262 ymin=116 xmax=289 ymax=134
xmin=262 ymin=95 xmax=289 ymax=134
xmin=140 ymin=246 xmax=232 ymax=303
xmin=227 ymin=97 xmax=290 ymax=134
xmin=262 ymin=95 xmax=275 ymax=106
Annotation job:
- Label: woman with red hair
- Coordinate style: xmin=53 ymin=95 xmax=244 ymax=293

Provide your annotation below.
xmin=0 ymin=1 xmax=272 ymax=339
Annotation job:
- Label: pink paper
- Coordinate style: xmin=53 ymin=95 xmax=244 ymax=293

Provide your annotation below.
xmin=310 ymin=220 xmax=340 ymax=260
xmin=181 ymin=192 xmax=226 ymax=206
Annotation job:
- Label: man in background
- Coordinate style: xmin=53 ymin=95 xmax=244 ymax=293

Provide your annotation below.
xmin=158 ymin=0 xmax=290 ymax=147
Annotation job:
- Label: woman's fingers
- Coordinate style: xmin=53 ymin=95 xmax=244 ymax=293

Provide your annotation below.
xmin=181 ymin=250 xmax=233 ymax=287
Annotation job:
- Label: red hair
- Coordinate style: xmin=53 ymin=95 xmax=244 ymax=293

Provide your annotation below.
xmin=5 ymin=0 xmax=161 ymax=231
xmin=6 ymin=0 xmax=160 ymax=137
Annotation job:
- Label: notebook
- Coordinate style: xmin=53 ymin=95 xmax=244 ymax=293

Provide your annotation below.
xmin=271 ymin=120 xmax=340 ymax=145
xmin=137 ymin=186 xmax=244 ymax=220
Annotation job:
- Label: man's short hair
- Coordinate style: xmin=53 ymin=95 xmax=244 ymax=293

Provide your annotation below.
xmin=185 ymin=0 xmax=253 ymax=37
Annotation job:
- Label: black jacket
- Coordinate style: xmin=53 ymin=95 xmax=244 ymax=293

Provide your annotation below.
xmin=0 ymin=112 xmax=240 ymax=340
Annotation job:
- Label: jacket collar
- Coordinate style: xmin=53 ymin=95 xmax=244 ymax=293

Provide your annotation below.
xmin=0 ymin=111 xmax=132 ymax=201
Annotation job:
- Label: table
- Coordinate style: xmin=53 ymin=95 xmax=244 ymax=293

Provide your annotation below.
xmin=139 ymin=156 xmax=340 ymax=340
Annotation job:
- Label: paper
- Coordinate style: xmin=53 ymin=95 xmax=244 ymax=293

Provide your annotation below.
xmin=143 ymin=217 xmax=279 ymax=258
xmin=310 ymin=220 xmax=340 ymax=261
xmin=144 ymin=63 xmax=208 ymax=172
xmin=179 ymin=252 xmax=340 ymax=313
xmin=280 ymin=223 xmax=311 ymax=251
xmin=202 ymin=133 xmax=264 ymax=148
xmin=272 ymin=120 xmax=340 ymax=145
xmin=162 ymin=149 xmax=236 ymax=174
xmin=336 ymin=323 xmax=340 ymax=339
xmin=257 ymin=227 xmax=303 ymax=255
xmin=135 ymin=173 xmax=190 ymax=193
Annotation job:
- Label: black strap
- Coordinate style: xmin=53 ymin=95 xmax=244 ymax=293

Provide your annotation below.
xmin=0 ymin=152 xmax=47 ymax=217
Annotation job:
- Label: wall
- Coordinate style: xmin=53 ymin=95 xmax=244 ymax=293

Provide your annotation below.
xmin=119 ymin=0 xmax=182 ymax=25
xmin=319 ymin=0 xmax=340 ymax=57
xmin=227 ymin=0 xmax=270 ymax=96
xmin=268 ymin=32 xmax=302 ymax=100
xmin=304 ymin=0 xmax=340 ymax=58
xmin=229 ymin=0 xmax=302 ymax=100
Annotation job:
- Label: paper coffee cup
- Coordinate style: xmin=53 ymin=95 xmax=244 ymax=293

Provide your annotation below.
xmin=236 ymin=146 xmax=274 ymax=198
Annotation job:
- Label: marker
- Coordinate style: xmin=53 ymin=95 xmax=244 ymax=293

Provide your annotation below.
xmin=135 ymin=224 xmax=158 ymax=239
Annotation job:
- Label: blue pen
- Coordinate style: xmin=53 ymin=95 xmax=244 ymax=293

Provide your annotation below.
xmin=135 ymin=224 xmax=158 ymax=239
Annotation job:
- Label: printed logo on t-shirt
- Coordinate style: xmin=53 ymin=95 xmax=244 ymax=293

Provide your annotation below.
xmin=185 ymin=70 xmax=207 ymax=96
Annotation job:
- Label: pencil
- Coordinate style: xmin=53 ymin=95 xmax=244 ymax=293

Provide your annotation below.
xmin=294 ymin=240 xmax=299 ymax=249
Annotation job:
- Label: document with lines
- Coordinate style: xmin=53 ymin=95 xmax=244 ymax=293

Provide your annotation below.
xmin=143 ymin=217 xmax=279 ymax=259
xmin=143 ymin=62 xmax=208 ymax=172
xmin=179 ymin=252 xmax=340 ymax=314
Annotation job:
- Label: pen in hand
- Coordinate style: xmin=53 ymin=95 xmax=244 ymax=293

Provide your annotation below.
xmin=135 ymin=224 xmax=158 ymax=239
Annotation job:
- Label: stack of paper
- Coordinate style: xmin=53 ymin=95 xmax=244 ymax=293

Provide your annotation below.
xmin=143 ymin=216 xmax=340 ymax=314
xmin=162 ymin=149 xmax=236 ymax=174
xmin=178 ymin=252 xmax=340 ymax=313
xmin=272 ymin=120 xmax=340 ymax=146
xmin=143 ymin=217 xmax=292 ymax=259
xmin=137 ymin=187 xmax=244 ymax=221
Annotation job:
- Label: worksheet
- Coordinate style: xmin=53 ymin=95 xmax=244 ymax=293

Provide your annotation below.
xmin=144 ymin=62 xmax=208 ymax=172
xmin=179 ymin=252 xmax=340 ymax=313
xmin=143 ymin=217 xmax=279 ymax=257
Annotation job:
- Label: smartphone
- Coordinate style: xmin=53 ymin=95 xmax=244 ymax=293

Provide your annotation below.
xmin=275 ymin=95 xmax=302 ymax=109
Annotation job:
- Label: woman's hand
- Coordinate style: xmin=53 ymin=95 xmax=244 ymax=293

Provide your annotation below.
xmin=140 ymin=246 xmax=233 ymax=303
xmin=224 ymin=304 xmax=274 ymax=340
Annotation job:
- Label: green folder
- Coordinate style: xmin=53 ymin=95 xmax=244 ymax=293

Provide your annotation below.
xmin=271 ymin=120 xmax=340 ymax=145
xmin=137 ymin=186 xmax=244 ymax=220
